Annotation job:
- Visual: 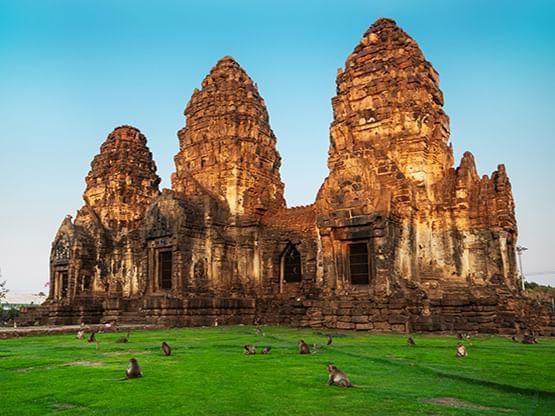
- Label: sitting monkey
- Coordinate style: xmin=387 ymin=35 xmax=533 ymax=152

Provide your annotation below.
xmin=456 ymin=342 xmax=468 ymax=357
xmin=327 ymin=364 xmax=352 ymax=387
xmin=161 ymin=341 xmax=172 ymax=356
xmin=126 ymin=358 xmax=142 ymax=379
xmin=298 ymin=340 xmax=311 ymax=354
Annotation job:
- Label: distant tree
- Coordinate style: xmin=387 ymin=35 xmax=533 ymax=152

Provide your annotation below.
xmin=5 ymin=307 xmax=19 ymax=321
xmin=0 ymin=267 xmax=8 ymax=302
xmin=524 ymin=281 xmax=555 ymax=303
xmin=524 ymin=281 xmax=540 ymax=290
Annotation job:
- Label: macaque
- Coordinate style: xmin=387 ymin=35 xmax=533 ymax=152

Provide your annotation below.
xmin=522 ymin=334 xmax=538 ymax=344
xmin=261 ymin=346 xmax=271 ymax=354
xmin=126 ymin=358 xmax=142 ymax=379
xmin=76 ymin=330 xmax=85 ymax=340
xmin=326 ymin=335 xmax=333 ymax=346
xmin=298 ymin=340 xmax=311 ymax=354
xmin=162 ymin=341 xmax=172 ymax=356
xmin=456 ymin=343 xmax=468 ymax=357
xmin=116 ymin=330 xmax=130 ymax=343
xmin=407 ymin=336 xmax=416 ymax=347
xmin=326 ymin=364 xmax=352 ymax=387
xmin=244 ymin=344 xmax=256 ymax=355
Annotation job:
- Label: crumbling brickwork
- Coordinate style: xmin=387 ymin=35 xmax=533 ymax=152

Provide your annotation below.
xmin=34 ymin=18 xmax=552 ymax=335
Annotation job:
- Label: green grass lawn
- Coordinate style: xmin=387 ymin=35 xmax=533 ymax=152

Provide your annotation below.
xmin=0 ymin=326 xmax=554 ymax=415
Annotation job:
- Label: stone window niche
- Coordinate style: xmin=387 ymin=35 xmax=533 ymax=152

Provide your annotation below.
xmin=81 ymin=275 xmax=91 ymax=292
xmin=281 ymin=243 xmax=302 ymax=283
xmin=60 ymin=271 xmax=69 ymax=298
xmin=348 ymin=242 xmax=370 ymax=285
xmin=158 ymin=250 xmax=173 ymax=290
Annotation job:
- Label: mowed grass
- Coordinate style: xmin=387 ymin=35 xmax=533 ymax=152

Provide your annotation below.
xmin=0 ymin=326 xmax=554 ymax=415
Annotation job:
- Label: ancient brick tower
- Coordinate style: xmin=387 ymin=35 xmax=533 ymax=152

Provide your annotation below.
xmin=172 ymin=56 xmax=285 ymax=220
xmin=37 ymin=18 xmax=552 ymax=335
xmin=316 ymin=18 xmax=518 ymax=297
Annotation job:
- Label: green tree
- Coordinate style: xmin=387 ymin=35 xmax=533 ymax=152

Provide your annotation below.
xmin=0 ymin=267 xmax=8 ymax=302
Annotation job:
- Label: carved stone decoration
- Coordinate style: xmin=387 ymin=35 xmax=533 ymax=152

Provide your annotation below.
xmin=31 ymin=18 xmax=553 ymax=336
xmin=172 ymin=56 xmax=285 ymax=219
xmin=82 ymin=125 xmax=161 ymax=233
xmin=52 ymin=238 xmax=70 ymax=264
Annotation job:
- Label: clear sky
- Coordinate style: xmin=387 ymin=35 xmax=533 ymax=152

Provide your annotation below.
xmin=1 ymin=0 xmax=554 ymax=292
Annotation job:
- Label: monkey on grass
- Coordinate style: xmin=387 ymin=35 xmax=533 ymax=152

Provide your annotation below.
xmin=456 ymin=342 xmax=468 ymax=357
xmin=162 ymin=341 xmax=172 ymax=356
xmin=244 ymin=344 xmax=256 ymax=355
xmin=116 ymin=330 xmax=130 ymax=343
xmin=522 ymin=334 xmax=538 ymax=344
xmin=126 ymin=358 xmax=142 ymax=379
xmin=298 ymin=340 xmax=311 ymax=354
xmin=326 ymin=364 xmax=353 ymax=387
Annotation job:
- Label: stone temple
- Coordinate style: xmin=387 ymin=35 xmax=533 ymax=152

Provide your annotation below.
xmin=34 ymin=18 xmax=554 ymax=334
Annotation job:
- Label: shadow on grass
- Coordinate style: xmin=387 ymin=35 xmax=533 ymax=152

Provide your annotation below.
xmin=335 ymin=348 xmax=555 ymax=399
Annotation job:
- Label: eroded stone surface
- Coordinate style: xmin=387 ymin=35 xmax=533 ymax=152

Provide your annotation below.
xmin=172 ymin=56 xmax=285 ymax=219
xmin=81 ymin=125 xmax=160 ymax=232
xmin=32 ymin=18 xmax=552 ymax=335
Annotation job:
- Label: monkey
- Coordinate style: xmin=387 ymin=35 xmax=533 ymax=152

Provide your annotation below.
xmin=161 ymin=341 xmax=172 ymax=356
xmin=326 ymin=334 xmax=333 ymax=346
xmin=126 ymin=358 xmax=142 ymax=379
xmin=407 ymin=336 xmax=416 ymax=347
xmin=298 ymin=340 xmax=311 ymax=354
xmin=261 ymin=346 xmax=271 ymax=354
xmin=522 ymin=334 xmax=538 ymax=344
xmin=326 ymin=364 xmax=352 ymax=387
xmin=76 ymin=330 xmax=85 ymax=340
xmin=244 ymin=344 xmax=256 ymax=355
xmin=88 ymin=332 xmax=97 ymax=343
xmin=116 ymin=330 xmax=130 ymax=343
xmin=456 ymin=342 xmax=468 ymax=357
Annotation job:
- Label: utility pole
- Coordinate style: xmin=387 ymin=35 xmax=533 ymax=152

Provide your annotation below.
xmin=516 ymin=246 xmax=528 ymax=290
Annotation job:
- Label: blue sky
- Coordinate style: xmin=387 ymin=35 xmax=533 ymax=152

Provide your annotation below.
xmin=1 ymin=0 xmax=554 ymax=292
